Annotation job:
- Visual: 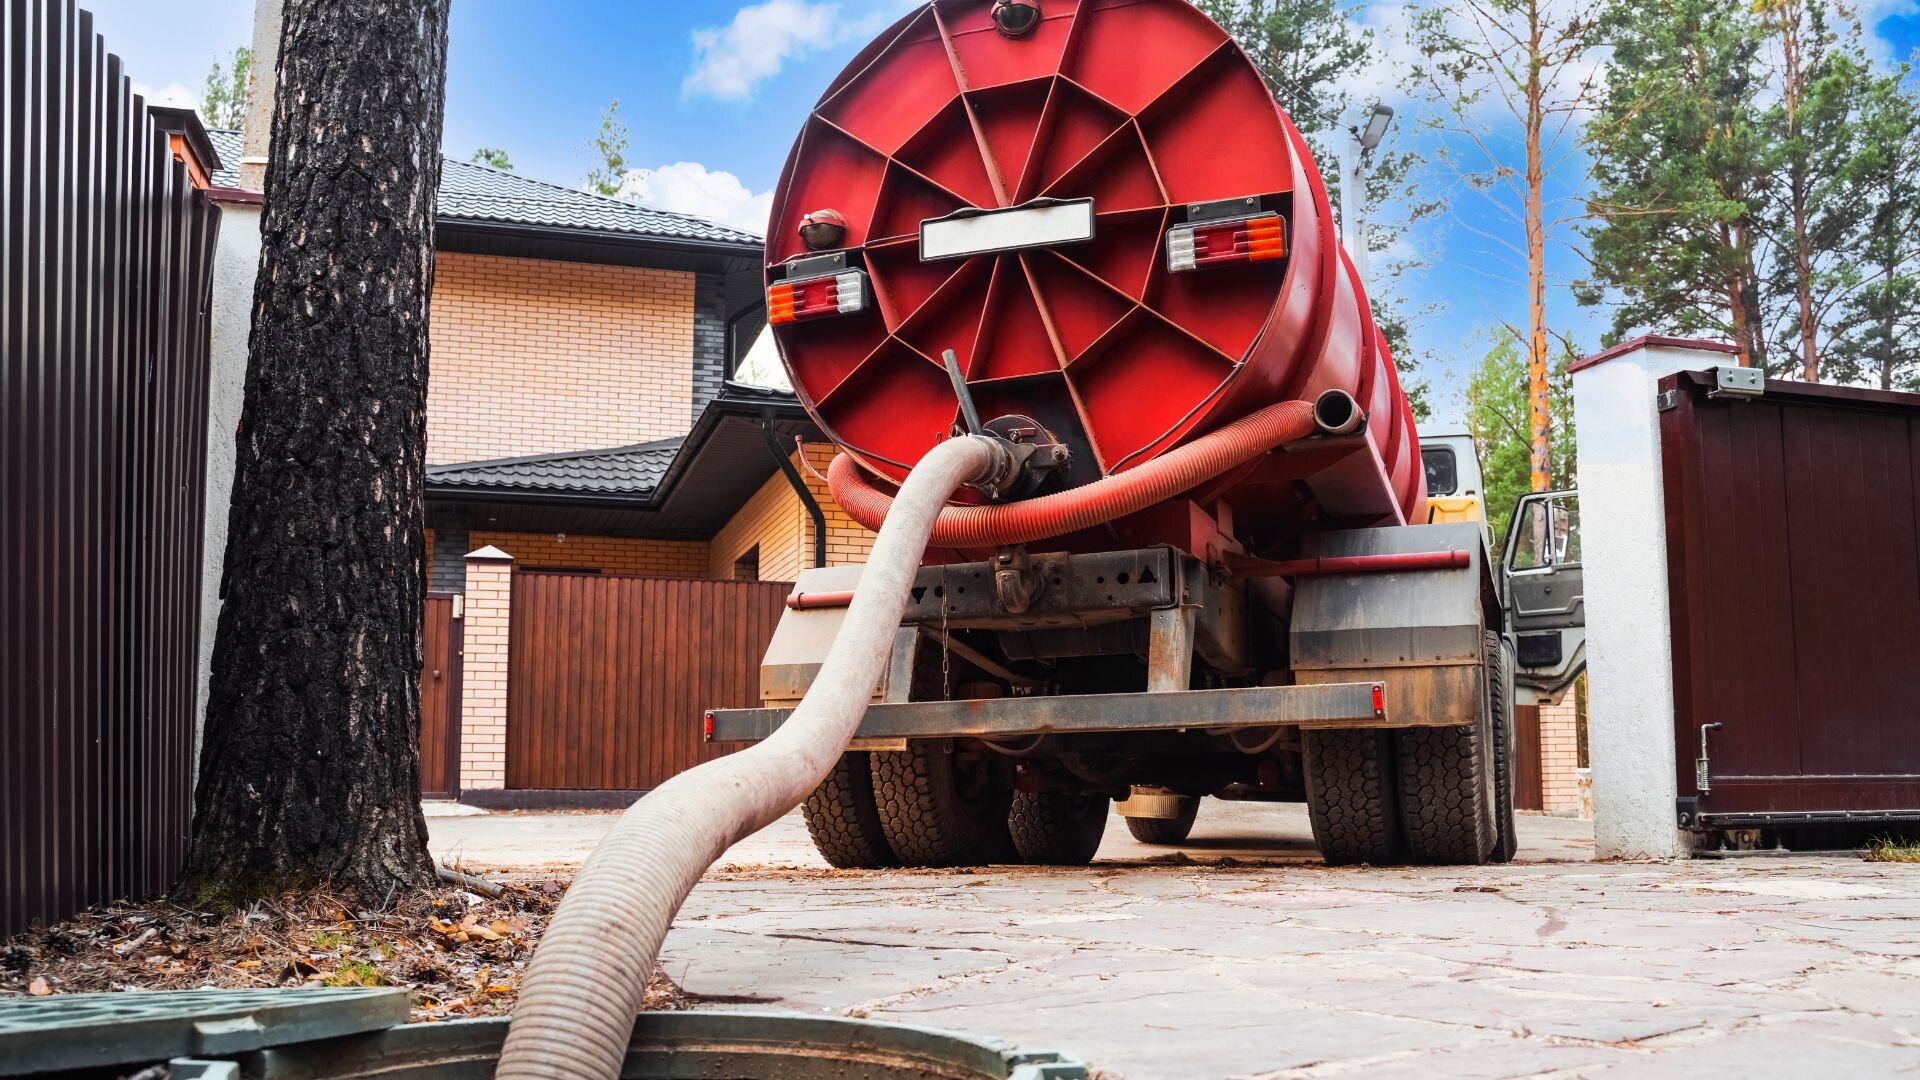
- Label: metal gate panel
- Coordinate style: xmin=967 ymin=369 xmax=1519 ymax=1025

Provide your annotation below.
xmin=1660 ymin=371 xmax=1920 ymax=820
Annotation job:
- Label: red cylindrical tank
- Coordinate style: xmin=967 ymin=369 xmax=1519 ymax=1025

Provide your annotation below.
xmin=765 ymin=0 xmax=1424 ymax=532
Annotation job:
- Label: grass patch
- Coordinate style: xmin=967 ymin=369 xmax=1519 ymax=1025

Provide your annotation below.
xmin=324 ymin=959 xmax=387 ymax=987
xmin=1864 ymin=838 xmax=1920 ymax=863
xmin=312 ymin=930 xmax=348 ymax=950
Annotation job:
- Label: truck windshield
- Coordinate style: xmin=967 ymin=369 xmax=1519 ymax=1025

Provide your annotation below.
xmin=1422 ymin=447 xmax=1458 ymax=496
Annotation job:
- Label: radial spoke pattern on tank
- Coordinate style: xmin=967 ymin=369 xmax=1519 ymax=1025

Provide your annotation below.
xmin=771 ymin=0 xmax=1301 ymax=479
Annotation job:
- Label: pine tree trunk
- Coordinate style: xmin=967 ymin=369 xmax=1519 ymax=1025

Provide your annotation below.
xmin=180 ymin=0 xmax=451 ymax=905
xmin=1523 ymin=2 xmax=1551 ymax=493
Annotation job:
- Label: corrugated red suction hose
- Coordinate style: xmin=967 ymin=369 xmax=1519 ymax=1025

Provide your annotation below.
xmin=830 ymin=400 xmax=1318 ymax=547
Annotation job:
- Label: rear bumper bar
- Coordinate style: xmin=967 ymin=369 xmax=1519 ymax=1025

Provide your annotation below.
xmin=707 ymin=681 xmax=1391 ymax=744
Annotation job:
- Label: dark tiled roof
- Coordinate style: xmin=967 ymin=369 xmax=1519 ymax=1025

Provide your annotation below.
xmin=426 ymin=438 xmax=684 ymax=497
xmin=204 ymin=128 xmax=762 ymax=246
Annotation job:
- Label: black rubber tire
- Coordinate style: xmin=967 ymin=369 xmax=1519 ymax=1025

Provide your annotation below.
xmin=870 ymin=741 xmax=1015 ymax=867
xmin=1123 ymin=797 xmax=1199 ymax=844
xmin=801 ymin=752 xmax=897 ymax=869
xmin=1304 ymin=730 xmax=1403 ymax=866
xmin=1395 ymin=634 xmax=1500 ymax=866
xmin=1491 ymin=634 xmax=1519 ymax=864
xmin=1009 ymin=792 xmax=1110 ymax=865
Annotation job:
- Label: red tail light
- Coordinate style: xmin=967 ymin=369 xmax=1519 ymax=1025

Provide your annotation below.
xmin=768 ymin=269 xmax=870 ymax=325
xmin=1370 ymin=683 xmax=1387 ymax=720
xmin=702 ymin=710 xmax=715 ymax=741
xmin=1166 ymin=214 xmax=1286 ymax=273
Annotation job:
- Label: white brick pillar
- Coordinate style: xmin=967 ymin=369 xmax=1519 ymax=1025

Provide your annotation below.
xmin=1569 ymin=337 xmax=1738 ymax=858
xmin=459 ymin=546 xmax=513 ymax=792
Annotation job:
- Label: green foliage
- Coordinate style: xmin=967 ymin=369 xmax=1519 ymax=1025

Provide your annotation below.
xmin=1579 ymin=1 xmax=1772 ymax=364
xmin=583 ymin=100 xmax=629 ymax=197
xmin=1828 ymin=66 xmax=1920 ymax=390
xmin=1863 ymin=837 xmax=1920 ymax=862
xmin=1755 ymin=0 xmax=1878 ymax=379
xmin=1579 ymin=0 xmax=1911 ymax=385
xmin=1464 ymin=328 xmax=1575 ymax=546
xmin=469 ymin=147 xmax=513 ymax=170
xmin=1198 ymin=0 xmax=1443 ymax=416
xmin=312 ymin=930 xmax=347 ymax=950
xmin=1196 ymin=0 xmax=1366 ymax=132
xmin=324 ymin=959 xmax=388 ymax=987
xmin=200 ymin=46 xmax=251 ymax=130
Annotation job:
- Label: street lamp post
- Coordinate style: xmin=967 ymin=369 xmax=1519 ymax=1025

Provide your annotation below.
xmin=1337 ymin=103 xmax=1395 ymax=292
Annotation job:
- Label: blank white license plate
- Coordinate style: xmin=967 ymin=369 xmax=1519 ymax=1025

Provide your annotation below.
xmin=919 ymin=198 xmax=1095 ymax=261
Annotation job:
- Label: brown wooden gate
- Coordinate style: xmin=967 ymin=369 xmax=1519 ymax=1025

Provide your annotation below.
xmin=506 ymin=573 xmax=790 ymax=791
xmin=1512 ymin=705 xmax=1544 ymax=812
xmin=1660 ymin=371 xmax=1920 ymax=822
xmin=420 ymin=595 xmax=462 ymax=798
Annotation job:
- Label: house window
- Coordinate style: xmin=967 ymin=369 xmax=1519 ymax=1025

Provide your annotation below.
xmin=733 ymin=546 xmax=760 ymax=581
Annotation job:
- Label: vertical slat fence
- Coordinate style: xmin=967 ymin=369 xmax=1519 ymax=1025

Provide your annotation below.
xmin=2 ymin=0 xmax=219 ymax=936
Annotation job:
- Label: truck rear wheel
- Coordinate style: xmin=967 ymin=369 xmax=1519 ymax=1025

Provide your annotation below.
xmin=1394 ymin=632 xmax=1504 ymax=865
xmin=1123 ymin=797 xmax=1199 ymax=844
xmin=801 ymin=752 xmax=896 ymax=869
xmin=1304 ymin=730 xmax=1404 ymax=865
xmin=1491 ymin=634 xmax=1519 ymax=863
xmin=1009 ymin=792 xmax=1109 ymax=865
xmin=871 ymin=741 xmax=1015 ymax=867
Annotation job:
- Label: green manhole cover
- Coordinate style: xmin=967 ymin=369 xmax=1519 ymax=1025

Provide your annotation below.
xmin=0 ymin=987 xmax=410 ymax=1076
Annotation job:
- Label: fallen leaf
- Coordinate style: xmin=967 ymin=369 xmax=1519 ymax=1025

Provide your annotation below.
xmin=234 ymin=960 xmax=262 ymax=970
xmin=459 ymin=916 xmax=502 ymax=942
xmin=27 ymin=976 xmax=51 ymax=996
xmin=484 ymin=984 xmax=511 ymax=994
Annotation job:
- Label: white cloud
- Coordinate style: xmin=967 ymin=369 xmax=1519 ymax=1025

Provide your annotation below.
xmin=131 ymin=81 xmax=197 ymax=110
xmin=683 ymin=0 xmax=849 ymax=102
xmin=683 ymin=0 xmax=916 ymax=101
xmin=612 ymin=161 xmax=774 ymax=236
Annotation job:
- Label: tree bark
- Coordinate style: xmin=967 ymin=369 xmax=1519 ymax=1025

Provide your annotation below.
xmin=1523 ymin=1 xmax=1551 ymax=493
xmin=181 ymin=0 xmax=451 ymax=905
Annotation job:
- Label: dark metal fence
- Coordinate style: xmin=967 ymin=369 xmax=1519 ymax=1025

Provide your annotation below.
xmin=3 ymin=0 xmax=221 ymax=937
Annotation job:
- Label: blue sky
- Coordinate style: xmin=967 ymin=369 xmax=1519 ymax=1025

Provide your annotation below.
xmin=86 ymin=0 xmax=1920 ymax=424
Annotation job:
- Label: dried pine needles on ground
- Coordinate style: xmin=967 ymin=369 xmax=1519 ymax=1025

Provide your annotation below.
xmin=0 ymin=874 xmax=689 ymax=1020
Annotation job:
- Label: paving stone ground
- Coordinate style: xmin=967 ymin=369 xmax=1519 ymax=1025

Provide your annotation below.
xmin=429 ymin=802 xmax=1920 ymax=1078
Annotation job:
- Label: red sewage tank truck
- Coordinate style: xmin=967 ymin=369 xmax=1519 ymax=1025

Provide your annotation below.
xmin=707 ymin=0 xmax=1518 ymax=868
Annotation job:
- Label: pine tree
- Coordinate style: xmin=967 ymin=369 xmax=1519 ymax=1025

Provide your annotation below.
xmin=1830 ymin=69 xmax=1920 ymax=390
xmin=1756 ymin=0 xmax=1874 ymax=381
xmin=1409 ymin=0 xmax=1601 ymax=493
xmin=181 ymin=0 xmax=450 ymax=905
xmin=1579 ymin=0 xmax=1773 ymax=371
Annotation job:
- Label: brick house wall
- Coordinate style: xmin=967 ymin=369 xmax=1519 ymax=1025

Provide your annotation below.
xmin=427 ymin=253 xmax=696 ymax=465
xmin=707 ymin=442 xmax=877 ymax=582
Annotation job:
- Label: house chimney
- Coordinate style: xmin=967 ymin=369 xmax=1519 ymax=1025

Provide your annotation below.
xmin=238 ymin=0 xmax=282 ymax=193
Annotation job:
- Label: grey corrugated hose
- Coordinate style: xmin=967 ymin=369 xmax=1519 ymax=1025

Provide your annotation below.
xmin=494 ymin=435 xmax=1007 ymax=1080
